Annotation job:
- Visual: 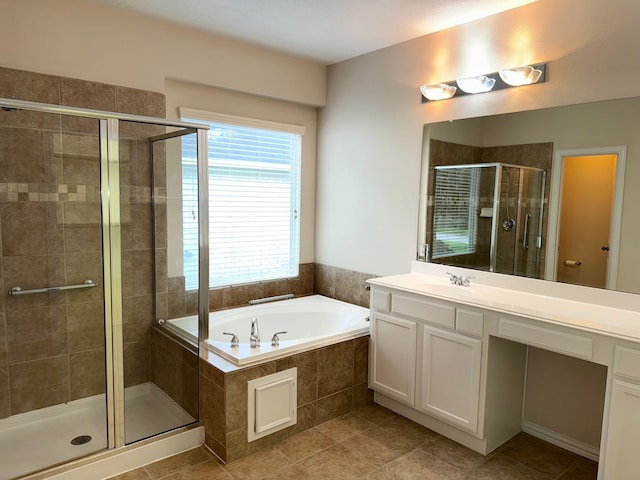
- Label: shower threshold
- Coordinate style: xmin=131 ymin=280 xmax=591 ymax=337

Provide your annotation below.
xmin=0 ymin=382 xmax=195 ymax=480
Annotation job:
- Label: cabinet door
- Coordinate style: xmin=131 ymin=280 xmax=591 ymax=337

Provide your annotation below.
xmin=602 ymin=379 xmax=640 ymax=478
xmin=370 ymin=312 xmax=417 ymax=406
xmin=419 ymin=325 xmax=482 ymax=433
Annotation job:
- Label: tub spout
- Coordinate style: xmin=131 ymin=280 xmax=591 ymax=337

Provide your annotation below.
xmin=250 ymin=317 xmax=260 ymax=348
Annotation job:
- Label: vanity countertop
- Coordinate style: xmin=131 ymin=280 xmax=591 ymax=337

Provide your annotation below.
xmin=369 ymin=270 xmax=640 ymax=343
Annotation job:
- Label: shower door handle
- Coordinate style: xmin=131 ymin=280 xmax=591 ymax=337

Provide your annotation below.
xmin=522 ymin=213 xmax=532 ymax=249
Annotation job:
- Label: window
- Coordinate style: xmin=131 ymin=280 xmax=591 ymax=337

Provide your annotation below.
xmin=431 ymin=167 xmax=480 ymax=259
xmin=180 ymin=109 xmax=303 ymax=290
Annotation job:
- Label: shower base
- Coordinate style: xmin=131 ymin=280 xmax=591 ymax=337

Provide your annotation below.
xmin=0 ymin=382 xmax=195 ymax=480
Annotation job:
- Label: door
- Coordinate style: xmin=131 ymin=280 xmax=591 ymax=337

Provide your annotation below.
xmin=514 ymin=168 xmax=546 ymax=279
xmin=494 ymin=167 xmax=545 ymax=279
xmin=556 ymin=154 xmax=616 ymax=288
xmin=119 ymin=121 xmax=200 ymax=444
xmin=369 ymin=312 xmax=417 ymax=406
xmin=0 ymin=111 xmax=109 ymax=479
xmin=602 ymin=379 xmax=640 ymax=478
xmin=419 ymin=325 xmax=482 ymax=433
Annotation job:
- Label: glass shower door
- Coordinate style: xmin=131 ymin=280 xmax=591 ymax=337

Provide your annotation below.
xmin=0 ymin=110 xmax=109 ymax=478
xmin=515 ymin=168 xmax=546 ymax=278
xmin=118 ymin=121 xmax=199 ymax=444
xmin=494 ymin=166 xmax=546 ymax=278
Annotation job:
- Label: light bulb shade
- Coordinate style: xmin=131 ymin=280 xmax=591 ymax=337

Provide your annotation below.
xmin=456 ymin=75 xmax=496 ymax=94
xmin=420 ymin=83 xmax=457 ymax=101
xmin=499 ymin=66 xmax=542 ymax=86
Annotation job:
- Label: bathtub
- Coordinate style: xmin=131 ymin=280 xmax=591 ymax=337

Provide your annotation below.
xmin=164 ymin=295 xmax=370 ymax=366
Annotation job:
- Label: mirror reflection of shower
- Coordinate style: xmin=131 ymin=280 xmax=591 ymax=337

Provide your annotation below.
xmin=429 ymin=162 xmax=546 ymax=278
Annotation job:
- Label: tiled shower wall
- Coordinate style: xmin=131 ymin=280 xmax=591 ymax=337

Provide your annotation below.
xmin=0 ymin=66 xmax=165 ymax=418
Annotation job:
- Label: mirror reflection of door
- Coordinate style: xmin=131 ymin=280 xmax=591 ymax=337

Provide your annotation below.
xmin=556 ymin=154 xmax=617 ymax=288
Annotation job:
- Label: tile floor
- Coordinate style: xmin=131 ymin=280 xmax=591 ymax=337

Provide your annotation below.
xmin=107 ymin=404 xmax=598 ymax=480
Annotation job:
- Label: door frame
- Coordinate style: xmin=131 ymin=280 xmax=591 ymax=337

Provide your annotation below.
xmin=545 ymin=146 xmax=626 ymax=289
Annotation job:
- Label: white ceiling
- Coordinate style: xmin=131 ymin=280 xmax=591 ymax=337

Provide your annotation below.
xmin=90 ymin=0 xmax=536 ymax=65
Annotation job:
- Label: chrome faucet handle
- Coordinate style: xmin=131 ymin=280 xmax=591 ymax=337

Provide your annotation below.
xmin=446 ymin=272 xmax=460 ymax=285
xmin=222 ymin=332 xmax=239 ymax=348
xmin=271 ymin=331 xmax=287 ymax=346
xmin=462 ymin=276 xmax=475 ymax=287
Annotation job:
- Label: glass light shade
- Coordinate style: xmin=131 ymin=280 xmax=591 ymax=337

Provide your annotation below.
xmin=456 ymin=75 xmax=496 ymax=94
xmin=499 ymin=66 xmax=542 ymax=86
xmin=420 ymin=83 xmax=457 ymax=101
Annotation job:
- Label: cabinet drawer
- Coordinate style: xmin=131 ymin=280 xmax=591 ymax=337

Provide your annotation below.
xmin=392 ymin=294 xmax=455 ymax=329
xmin=371 ymin=290 xmax=391 ymax=312
xmin=456 ymin=309 xmax=483 ymax=337
xmin=498 ymin=318 xmax=593 ymax=360
xmin=614 ymin=346 xmax=640 ymax=380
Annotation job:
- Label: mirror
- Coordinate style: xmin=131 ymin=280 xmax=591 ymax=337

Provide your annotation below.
xmin=417 ymin=97 xmax=640 ymax=294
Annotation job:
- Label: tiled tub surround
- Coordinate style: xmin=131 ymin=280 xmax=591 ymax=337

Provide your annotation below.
xmin=162 ymin=263 xmax=316 ymax=321
xmin=199 ymin=336 xmax=372 ymax=463
xmin=150 ymin=327 xmax=199 ymax=420
xmin=314 ymin=263 xmax=376 ymax=309
xmin=156 ymin=263 xmax=375 ymax=463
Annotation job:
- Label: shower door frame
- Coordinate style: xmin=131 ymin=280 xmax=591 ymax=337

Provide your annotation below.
xmin=0 ymin=97 xmax=210 ymax=454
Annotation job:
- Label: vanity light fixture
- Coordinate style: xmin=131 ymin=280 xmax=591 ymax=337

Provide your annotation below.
xmin=456 ymin=75 xmax=496 ymax=94
xmin=499 ymin=65 xmax=543 ymax=86
xmin=420 ymin=83 xmax=457 ymax=101
xmin=420 ymin=63 xmax=546 ymax=102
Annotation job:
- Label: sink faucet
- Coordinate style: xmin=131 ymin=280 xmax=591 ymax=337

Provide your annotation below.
xmin=446 ymin=272 xmax=475 ymax=287
xmin=250 ymin=317 xmax=260 ymax=348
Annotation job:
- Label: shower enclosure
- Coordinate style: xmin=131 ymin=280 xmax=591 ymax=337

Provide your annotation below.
xmin=0 ymin=98 xmax=209 ymax=479
xmin=428 ymin=163 xmax=546 ymax=278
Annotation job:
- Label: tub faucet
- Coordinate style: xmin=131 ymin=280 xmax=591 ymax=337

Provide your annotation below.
xmin=250 ymin=317 xmax=260 ymax=348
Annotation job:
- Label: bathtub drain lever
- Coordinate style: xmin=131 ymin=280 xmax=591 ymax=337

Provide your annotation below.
xmin=271 ymin=331 xmax=287 ymax=346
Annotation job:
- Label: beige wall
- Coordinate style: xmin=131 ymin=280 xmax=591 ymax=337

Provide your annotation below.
xmin=524 ymin=348 xmax=607 ymax=449
xmin=0 ymin=0 xmax=325 ymax=107
xmin=317 ymin=0 xmax=640 ymax=276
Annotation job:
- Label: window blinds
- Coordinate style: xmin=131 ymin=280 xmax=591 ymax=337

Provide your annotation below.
xmin=431 ymin=167 xmax=480 ymax=259
xmin=181 ymin=112 xmax=302 ymax=290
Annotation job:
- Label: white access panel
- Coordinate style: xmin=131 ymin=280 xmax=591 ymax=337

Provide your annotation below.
xmin=247 ymin=367 xmax=297 ymax=442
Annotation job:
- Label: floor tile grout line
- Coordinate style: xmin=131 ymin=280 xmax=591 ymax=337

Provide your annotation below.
xmin=144 ymin=446 xmax=216 ymax=480
xmin=490 ymin=452 xmax=558 ymax=480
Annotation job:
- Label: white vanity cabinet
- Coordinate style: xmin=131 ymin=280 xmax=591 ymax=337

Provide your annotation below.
xmin=369 ymin=311 xmax=417 ymax=405
xmin=601 ymin=346 xmax=640 ymax=478
xmin=368 ymin=267 xmax=640 ymax=479
xmin=419 ymin=324 xmax=482 ymax=433
xmin=369 ymin=287 xmax=493 ymax=443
